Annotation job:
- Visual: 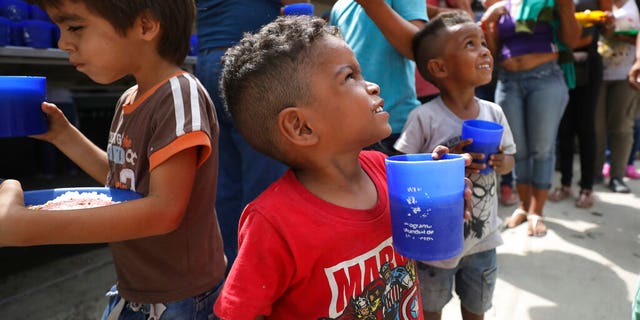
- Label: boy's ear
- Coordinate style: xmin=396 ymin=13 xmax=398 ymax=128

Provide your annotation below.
xmin=137 ymin=10 xmax=161 ymax=40
xmin=427 ymin=58 xmax=448 ymax=80
xmin=278 ymin=107 xmax=319 ymax=146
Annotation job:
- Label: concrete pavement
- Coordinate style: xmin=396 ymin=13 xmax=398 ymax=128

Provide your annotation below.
xmin=1 ymin=161 xmax=639 ymax=319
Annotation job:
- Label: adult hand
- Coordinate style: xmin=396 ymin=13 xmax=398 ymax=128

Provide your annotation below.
xmin=630 ymin=59 xmax=640 ymax=91
xmin=481 ymin=0 xmax=507 ymax=24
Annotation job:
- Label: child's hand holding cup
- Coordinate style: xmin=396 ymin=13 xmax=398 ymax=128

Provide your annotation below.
xmin=461 ymin=119 xmax=504 ymax=174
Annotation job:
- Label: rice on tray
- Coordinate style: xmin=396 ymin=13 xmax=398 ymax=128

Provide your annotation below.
xmin=29 ymin=191 xmax=118 ymax=210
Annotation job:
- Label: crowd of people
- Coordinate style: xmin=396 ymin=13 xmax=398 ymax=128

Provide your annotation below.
xmin=0 ymin=0 xmax=639 ymax=319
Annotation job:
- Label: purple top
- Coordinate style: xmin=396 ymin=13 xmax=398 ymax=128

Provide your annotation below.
xmin=497 ymin=1 xmax=557 ymax=61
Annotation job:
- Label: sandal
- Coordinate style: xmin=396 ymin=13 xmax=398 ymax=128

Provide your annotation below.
xmin=505 ymin=208 xmax=527 ymax=228
xmin=575 ymin=189 xmax=595 ymax=209
xmin=527 ymin=214 xmax=547 ymax=237
xmin=548 ymin=186 xmax=572 ymax=202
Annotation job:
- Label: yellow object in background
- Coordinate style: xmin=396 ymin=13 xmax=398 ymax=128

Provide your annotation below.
xmin=574 ymin=10 xmax=606 ymax=27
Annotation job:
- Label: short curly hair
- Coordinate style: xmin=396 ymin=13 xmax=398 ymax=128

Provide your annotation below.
xmin=220 ymin=15 xmax=341 ymax=161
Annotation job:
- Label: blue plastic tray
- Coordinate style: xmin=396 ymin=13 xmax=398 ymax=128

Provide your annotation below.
xmin=24 ymin=187 xmax=142 ymax=206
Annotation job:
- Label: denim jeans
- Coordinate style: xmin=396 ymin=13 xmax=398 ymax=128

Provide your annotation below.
xmin=196 ymin=48 xmax=288 ymax=273
xmin=495 ymin=61 xmax=568 ymax=189
xmin=100 ymin=280 xmax=223 ymax=320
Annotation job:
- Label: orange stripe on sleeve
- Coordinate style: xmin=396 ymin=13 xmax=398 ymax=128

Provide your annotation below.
xmin=149 ymin=131 xmax=212 ymax=171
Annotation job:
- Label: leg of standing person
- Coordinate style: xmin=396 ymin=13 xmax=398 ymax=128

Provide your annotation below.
xmin=197 ymin=49 xmax=288 ymax=274
xmin=599 ymin=80 xmax=638 ymax=193
xmin=573 ymin=80 xmax=598 ymax=207
xmin=497 ymin=62 xmax=568 ymax=236
xmin=594 ymin=81 xmax=609 ymax=184
xmin=549 ymin=86 xmax=576 ymax=202
xmin=495 ymin=69 xmax=530 ymax=228
xmin=523 ymin=67 xmax=568 ymax=235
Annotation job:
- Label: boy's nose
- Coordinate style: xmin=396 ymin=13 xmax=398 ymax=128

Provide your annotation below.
xmin=56 ymin=35 xmax=74 ymax=53
xmin=367 ymin=81 xmax=380 ymax=95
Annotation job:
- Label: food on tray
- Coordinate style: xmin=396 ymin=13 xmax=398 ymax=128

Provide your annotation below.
xmin=29 ymin=191 xmax=118 ymax=210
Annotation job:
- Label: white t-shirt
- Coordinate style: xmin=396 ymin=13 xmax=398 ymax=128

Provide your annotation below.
xmin=600 ymin=0 xmax=640 ymax=80
xmin=394 ymin=96 xmax=516 ymax=268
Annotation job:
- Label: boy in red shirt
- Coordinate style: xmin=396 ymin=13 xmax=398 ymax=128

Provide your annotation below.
xmin=213 ymin=15 xmax=472 ymax=320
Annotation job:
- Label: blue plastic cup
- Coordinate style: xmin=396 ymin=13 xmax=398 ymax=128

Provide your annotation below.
xmin=461 ymin=119 xmax=504 ymax=174
xmin=0 ymin=0 xmax=29 ymax=21
xmin=28 ymin=4 xmax=50 ymax=21
xmin=9 ymin=20 xmax=22 ymax=45
xmin=283 ymin=3 xmax=314 ymax=15
xmin=385 ymin=153 xmax=465 ymax=261
xmin=0 ymin=17 xmax=9 ymax=45
xmin=22 ymin=19 xmax=53 ymax=48
xmin=0 ymin=76 xmax=47 ymax=137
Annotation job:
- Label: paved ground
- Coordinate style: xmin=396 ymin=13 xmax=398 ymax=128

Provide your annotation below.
xmin=1 ymin=159 xmax=639 ymax=319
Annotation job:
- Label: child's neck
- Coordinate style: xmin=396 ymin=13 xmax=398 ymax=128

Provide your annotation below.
xmin=133 ymin=59 xmax=183 ymax=100
xmin=440 ymin=89 xmax=480 ymax=120
xmin=293 ymin=153 xmax=377 ymax=210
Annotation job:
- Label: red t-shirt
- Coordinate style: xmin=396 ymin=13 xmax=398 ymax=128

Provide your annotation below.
xmin=214 ymin=151 xmax=423 ymax=319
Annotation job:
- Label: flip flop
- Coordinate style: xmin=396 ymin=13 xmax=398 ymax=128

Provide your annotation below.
xmin=505 ymin=208 xmax=527 ymax=229
xmin=527 ymin=214 xmax=547 ymax=237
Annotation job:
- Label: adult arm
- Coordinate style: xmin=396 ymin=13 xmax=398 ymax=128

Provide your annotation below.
xmin=0 ymin=147 xmax=198 ymax=246
xmin=356 ymin=0 xmax=426 ymax=60
xmin=629 ymin=34 xmax=640 ymax=90
xmin=479 ymin=1 xmax=507 ymax=61
xmin=555 ymin=0 xmax=584 ymax=49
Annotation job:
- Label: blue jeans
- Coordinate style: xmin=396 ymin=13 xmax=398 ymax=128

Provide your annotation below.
xmin=100 ymin=280 xmax=223 ymax=320
xmin=495 ymin=61 xmax=569 ymax=189
xmin=418 ymin=249 xmax=498 ymax=315
xmin=196 ymin=48 xmax=288 ymax=273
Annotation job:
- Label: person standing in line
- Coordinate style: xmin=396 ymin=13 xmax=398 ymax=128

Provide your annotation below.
xmin=593 ymin=0 xmax=640 ymax=193
xmin=481 ymin=0 xmax=583 ymax=236
xmin=330 ymin=0 xmax=428 ymax=156
xmin=195 ymin=0 xmax=305 ymax=273
xmin=548 ymin=0 xmax=612 ymax=208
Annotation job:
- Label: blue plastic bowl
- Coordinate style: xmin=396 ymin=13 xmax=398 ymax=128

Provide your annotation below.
xmin=24 ymin=187 xmax=143 ymax=207
xmin=0 ymin=76 xmax=47 ymax=137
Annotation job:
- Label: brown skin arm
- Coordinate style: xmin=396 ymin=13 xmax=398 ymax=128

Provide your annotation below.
xmin=488 ymin=146 xmax=515 ymax=175
xmin=629 ymin=34 xmax=640 ymax=90
xmin=479 ymin=1 xmax=508 ymax=61
xmin=555 ymin=0 xmax=584 ymax=49
xmin=355 ymin=0 xmax=426 ymax=60
xmin=0 ymin=147 xmax=197 ymax=246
